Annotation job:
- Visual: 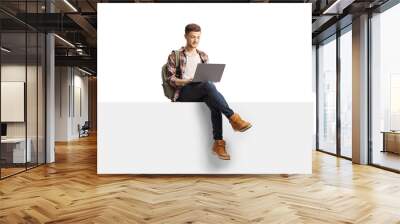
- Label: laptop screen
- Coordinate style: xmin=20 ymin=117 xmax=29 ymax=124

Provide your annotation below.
xmin=1 ymin=123 xmax=7 ymax=137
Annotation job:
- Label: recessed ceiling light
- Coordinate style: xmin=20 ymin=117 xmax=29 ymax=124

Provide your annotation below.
xmin=78 ymin=67 xmax=93 ymax=76
xmin=54 ymin=34 xmax=75 ymax=48
xmin=1 ymin=47 xmax=11 ymax=53
xmin=63 ymin=0 xmax=78 ymax=12
xmin=323 ymin=0 xmax=354 ymax=15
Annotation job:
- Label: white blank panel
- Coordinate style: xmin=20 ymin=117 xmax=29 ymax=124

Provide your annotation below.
xmin=1 ymin=82 xmax=25 ymax=122
xmin=98 ymin=103 xmax=313 ymax=174
xmin=97 ymin=3 xmax=313 ymax=174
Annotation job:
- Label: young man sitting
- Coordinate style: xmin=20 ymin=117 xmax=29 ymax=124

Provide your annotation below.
xmin=166 ymin=23 xmax=252 ymax=160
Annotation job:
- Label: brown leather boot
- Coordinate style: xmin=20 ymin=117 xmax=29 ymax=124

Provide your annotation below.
xmin=229 ymin=113 xmax=252 ymax=132
xmin=212 ymin=140 xmax=230 ymax=160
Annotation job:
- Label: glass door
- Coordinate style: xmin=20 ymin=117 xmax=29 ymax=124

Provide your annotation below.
xmin=317 ymin=35 xmax=337 ymax=155
xmin=339 ymin=27 xmax=352 ymax=158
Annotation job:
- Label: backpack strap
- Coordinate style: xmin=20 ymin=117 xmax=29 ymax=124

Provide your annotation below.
xmin=174 ymin=50 xmax=181 ymax=74
xmin=174 ymin=50 xmax=180 ymax=71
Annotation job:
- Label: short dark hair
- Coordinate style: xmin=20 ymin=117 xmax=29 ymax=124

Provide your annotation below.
xmin=185 ymin=23 xmax=201 ymax=35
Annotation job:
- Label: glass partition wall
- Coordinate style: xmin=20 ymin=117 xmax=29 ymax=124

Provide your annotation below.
xmin=316 ymin=26 xmax=353 ymax=159
xmin=317 ymin=35 xmax=337 ymax=155
xmin=0 ymin=30 xmax=27 ymax=177
xmin=316 ymin=0 xmax=400 ymax=172
xmin=0 ymin=2 xmax=46 ymax=179
xmin=370 ymin=3 xmax=400 ymax=172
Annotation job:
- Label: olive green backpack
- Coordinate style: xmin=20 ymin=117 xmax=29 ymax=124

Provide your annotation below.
xmin=161 ymin=50 xmax=180 ymax=101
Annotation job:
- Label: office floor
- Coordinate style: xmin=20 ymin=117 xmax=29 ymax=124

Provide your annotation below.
xmin=1 ymin=163 xmax=45 ymax=178
xmin=0 ymin=134 xmax=400 ymax=223
xmin=0 ymin=167 xmax=25 ymax=177
xmin=372 ymin=150 xmax=400 ymax=171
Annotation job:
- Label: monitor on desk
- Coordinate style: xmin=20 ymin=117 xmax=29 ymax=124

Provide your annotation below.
xmin=1 ymin=123 xmax=7 ymax=138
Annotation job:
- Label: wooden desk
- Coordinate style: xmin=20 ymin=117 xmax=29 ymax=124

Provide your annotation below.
xmin=1 ymin=138 xmax=32 ymax=164
xmin=381 ymin=131 xmax=400 ymax=154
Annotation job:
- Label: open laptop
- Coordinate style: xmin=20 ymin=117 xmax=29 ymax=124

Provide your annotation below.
xmin=1 ymin=123 xmax=7 ymax=140
xmin=192 ymin=64 xmax=225 ymax=82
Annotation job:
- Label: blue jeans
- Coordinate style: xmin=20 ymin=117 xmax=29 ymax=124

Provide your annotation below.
xmin=176 ymin=81 xmax=234 ymax=140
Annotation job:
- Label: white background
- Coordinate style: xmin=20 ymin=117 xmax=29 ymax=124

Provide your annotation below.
xmin=98 ymin=3 xmax=312 ymax=103
xmin=97 ymin=3 xmax=313 ymax=174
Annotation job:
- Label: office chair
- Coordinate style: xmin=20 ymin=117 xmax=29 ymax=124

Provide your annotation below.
xmin=79 ymin=121 xmax=90 ymax=138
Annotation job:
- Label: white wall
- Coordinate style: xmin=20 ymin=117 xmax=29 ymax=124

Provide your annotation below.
xmin=55 ymin=67 xmax=89 ymax=141
xmin=72 ymin=72 xmax=89 ymax=138
xmin=55 ymin=66 xmax=69 ymax=141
